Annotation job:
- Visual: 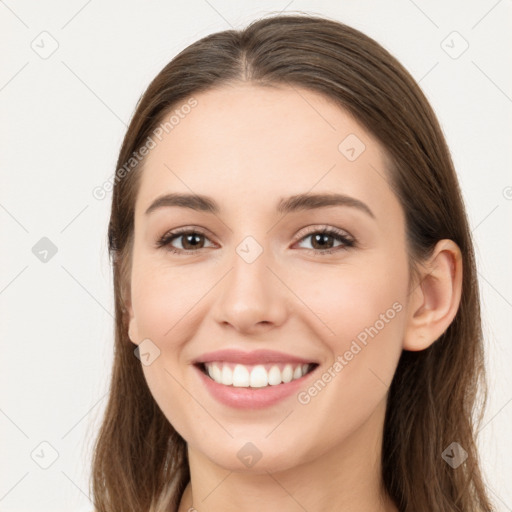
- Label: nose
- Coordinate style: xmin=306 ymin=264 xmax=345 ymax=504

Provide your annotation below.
xmin=211 ymin=238 xmax=288 ymax=335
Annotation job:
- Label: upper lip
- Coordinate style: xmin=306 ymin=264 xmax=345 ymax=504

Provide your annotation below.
xmin=193 ymin=349 xmax=317 ymax=366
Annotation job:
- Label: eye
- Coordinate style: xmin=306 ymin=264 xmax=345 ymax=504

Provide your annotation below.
xmin=156 ymin=228 xmax=215 ymax=254
xmin=293 ymin=226 xmax=355 ymax=256
xmin=156 ymin=225 xmax=356 ymax=256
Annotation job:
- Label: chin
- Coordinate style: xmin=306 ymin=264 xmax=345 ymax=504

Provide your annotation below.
xmin=193 ymin=438 xmax=308 ymax=475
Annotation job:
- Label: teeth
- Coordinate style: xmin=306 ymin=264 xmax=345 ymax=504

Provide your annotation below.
xmin=268 ymin=366 xmax=282 ymax=385
xmin=221 ymin=365 xmax=233 ymax=385
xmin=211 ymin=364 xmax=222 ymax=382
xmin=203 ymin=362 xmax=312 ymax=388
xmin=249 ymin=365 xmax=268 ymax=388
xmin=232 ymin=364 xmax=250 ymax=387
xmin=282 ymin=364 xmax=293 ymax=383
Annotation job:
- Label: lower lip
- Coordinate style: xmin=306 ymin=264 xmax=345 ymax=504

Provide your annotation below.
xmin=194 ymin=365 xmax=317 ymax=409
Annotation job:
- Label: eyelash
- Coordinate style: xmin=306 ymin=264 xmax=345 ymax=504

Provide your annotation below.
xmin=155 ymin=225 xmax=356 ymax=257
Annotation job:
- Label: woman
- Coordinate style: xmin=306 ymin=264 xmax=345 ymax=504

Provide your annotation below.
xmin=91 ymin=13 xmax=494 ymax=512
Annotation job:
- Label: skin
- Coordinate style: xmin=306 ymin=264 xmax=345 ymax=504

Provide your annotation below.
xmin=126 ymin=83 xmax=462 ymax=512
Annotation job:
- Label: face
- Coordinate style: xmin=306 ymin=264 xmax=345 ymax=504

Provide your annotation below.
xmin=127 ymin=83 xmax=410 ymax=473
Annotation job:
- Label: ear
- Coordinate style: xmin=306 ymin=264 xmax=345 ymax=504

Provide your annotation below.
xmin=126 ymin=295 xmax=140 ymax=346
xmin=403 ymin=239 xmax=463 ymax=351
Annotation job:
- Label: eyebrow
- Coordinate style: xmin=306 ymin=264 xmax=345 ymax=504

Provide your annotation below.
xmin=144 ymin=192 xmax=375 ymax=219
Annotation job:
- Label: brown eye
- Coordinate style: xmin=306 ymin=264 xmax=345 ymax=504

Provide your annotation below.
xmin=295 ymin=227 xmax=355 ymax=255
xmin=309 ymin=232 xmax=336 ymax=250
xmin=156 ymin=229 xmax=215 ymax=253
xmin=179 ymin=232 xmax=206 ymax=250
xmin=156 ymin=226 xmax=355 ymax=256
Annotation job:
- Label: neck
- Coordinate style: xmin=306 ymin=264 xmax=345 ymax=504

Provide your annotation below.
xmin=177 ymin=399 xmax=397 ymax=512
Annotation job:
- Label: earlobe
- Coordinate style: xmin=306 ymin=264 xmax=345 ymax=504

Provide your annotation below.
xmin=403 ymin=239 xmax=463 ymax=351
xmin=126 ymin=299 xmax=140 ymax=346
xmin=128 ymin=318 xmax=138 ymax=345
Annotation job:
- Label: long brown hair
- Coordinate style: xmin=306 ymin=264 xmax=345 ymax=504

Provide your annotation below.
xmin=90 ymin=13 xmax=494 ymax=511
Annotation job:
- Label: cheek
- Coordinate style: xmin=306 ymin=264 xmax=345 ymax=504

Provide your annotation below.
xmin=334 ymin=276 xmax=404 ymax=345
xmin=289 ymin=267 xmax=406 ymax=444
xmin=292 ymin=255 xmax=407 ymax=396
xmin=294 ymin=258 xmax=406 ymax=345
xmin=140 ymin=360 xmax=205 ymax=445
xmin=130 ymin=258 xmax=208 ymax=438
xmin=130 ymin=254 xmax=209 ymax=343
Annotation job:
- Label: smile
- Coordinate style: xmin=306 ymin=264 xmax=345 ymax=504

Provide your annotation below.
xmin=198 ymin=361 xmax=318 ymax=388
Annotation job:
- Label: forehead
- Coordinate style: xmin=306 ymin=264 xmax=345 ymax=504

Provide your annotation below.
xmin=134 ymin=83 xmax=395 ymax=219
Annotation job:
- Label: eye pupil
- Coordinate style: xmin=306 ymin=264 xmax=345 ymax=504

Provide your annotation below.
xmin=182 ymin=233 xmax=204 ymax=250
xmin=311 ymin=233 xmax=334 ymax=250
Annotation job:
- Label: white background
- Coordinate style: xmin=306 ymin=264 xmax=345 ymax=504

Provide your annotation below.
xmin=1 ymin=1 xmax=511 ymax=510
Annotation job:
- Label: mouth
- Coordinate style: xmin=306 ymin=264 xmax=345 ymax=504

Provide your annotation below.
xmin=195 ymin=361 xmax=319 ymax=389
